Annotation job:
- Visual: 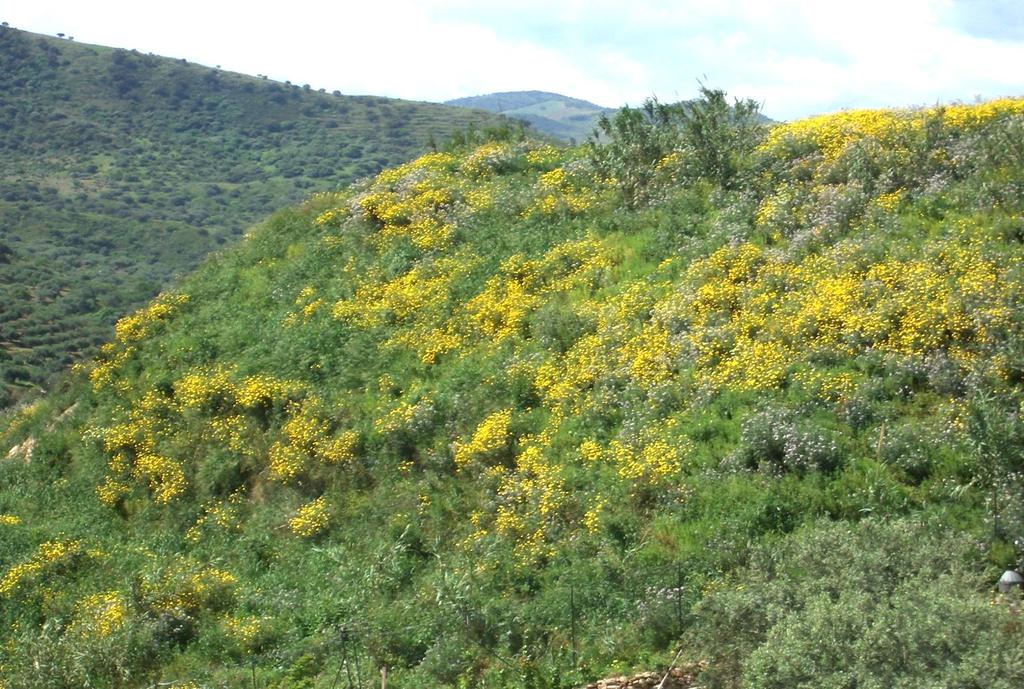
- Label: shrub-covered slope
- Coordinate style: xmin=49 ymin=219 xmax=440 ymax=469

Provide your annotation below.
xmin=2 ymin=96 xmax=1024 ymax=688
xmin=0 ymin=26 xmax=506 ymax=407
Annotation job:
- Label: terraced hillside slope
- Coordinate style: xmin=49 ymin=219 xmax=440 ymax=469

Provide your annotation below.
xmin=2 ymin=94 xmax=1024 ymax=688
xmin=0 ymin=26 xmax=507 ymax=407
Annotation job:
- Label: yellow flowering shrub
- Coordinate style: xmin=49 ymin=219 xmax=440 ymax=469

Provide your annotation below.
xmin=314 ymin=207 xmax=343 ymax=227
xmin=288 ymin=496 xmax=330 ymax=537
xmin=141 ymin=562 xmax=238 ymax=617
xmin=373 ymin=395 xmax=435 ymax=438
xmin=582 ymin=497 xmax=607 ymax=534
xmin=760 ymin=98 xmax=1024 ymax=166
xmin=283 ymin=286 xmax=325 ymax=327
xmin=96 ymin=477 xmax=130 ymax=507
xmin=268 ymin=441 xmax=306 ymax=482
xmin=224 ymin=614 xmax=265 ymax=648
xmin=0 ymin=539 xmax=83 ymax=597
xmin=186 ymin=490 xmax=244 ymax=543
xmin=874 ymin=189 xmax=904 ymax=212
xmin=351 ymin=151 xmax=463 ymax=252
xmin=174 ymin=365 xmax=235 ymax=409
xmin=578 ymin=440 xmax=604 ymax=464
xmin=941 ymin=97 xmax=1024 ymax=128
xmin=461 ymin=239 xmax=611 ymax=347
xmin=522 ymin=164 xmax=602 ymax=217
xmin=524 ymin=144 xmax=562 ymax=168
xmin=512 ymin=441 xmax=565 ymax=518
xmin=133 ymin=452 xmax=187 ymax=503
xmin=681 ymin=238 xmax=1014 ymax=392
xmin=82 ymin=291 xmax=187 ymax=391
xmin=462 ymin=185 xmax=494 ymax=211
xmin=794 ymin=369 xmax=858 ymax=404
xmin=761 ymin=101 xmax=1009 ymax=163
xmin=746 ymin=98 xmax=1024 ymax=253
xmin=72 ymin=591 xmax=128 ymax=638
xmin=587 ymin=420 xmax=688 ymax=485
xmin=319 ymin=429 xmax=359 ymax=464
xmin=113 ymin=292 xmax=189 ymax=344
xmin=469 ymin=432 xmax=567 ymax=568
xmin=460 ymin=141 xmax=522 ymax=176
xmin=453 ymin=409 xmax=513 ymax=469
xmin=533 ymin=333 xmax=612 ymax=412
xmin=208 ymin=414 xmax=249 ymax=453
xmin=466 ymin=274 xmax=541 ymax=341
xmin=332 ymin=257 xmax=470 ymax=328
xmin=754 ymin=183 xmax=805 ymax=231
xmin=620 ymin=323 xmax=681 ymax=387
xmin=538 ymin=238 xmax=614 ymax=293
xmin=92 ymin=364 xmax=353 ymax=501
xmin=0 ymin=400 xmax=43 ymax=447
xmin=388 ymin=324 xmax=464 ymax=365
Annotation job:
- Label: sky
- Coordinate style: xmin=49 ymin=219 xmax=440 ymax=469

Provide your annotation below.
xmin=2 ymin=0 xmax=1023 ymax=120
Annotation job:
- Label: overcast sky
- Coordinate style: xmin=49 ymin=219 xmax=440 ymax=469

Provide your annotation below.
xmin=2 ymin=0 xmax=1023 ymax=120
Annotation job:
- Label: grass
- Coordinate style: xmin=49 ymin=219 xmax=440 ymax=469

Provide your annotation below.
xmin=1 ymin=96 xmax=1024 ymax=687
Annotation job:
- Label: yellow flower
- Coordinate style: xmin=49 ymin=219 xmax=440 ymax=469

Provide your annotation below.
xmin=759 ymin=98 xmax=1024 ymax=163
xmin=0 ymin=539 xmax=83 ymax=597
xmin=73 ymin=591 xmax=128 ymax=637
xmin=453 ymin=409 xmax=513 ymax=469
xmin=113 ymin=293 xmax=189 ymax=344
xmin=583 ymin=497 xmax=607 ymax=534
xmin=289 ymin=496 xmax=330 ymax=537
xmin=224 ymin=614 xmax=265 ymax=648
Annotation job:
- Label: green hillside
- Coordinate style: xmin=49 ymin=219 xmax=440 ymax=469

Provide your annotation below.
xmin=0 ymin=27 xmax=507 ymax=408
xmin=3 ymin=92 xmax=1024 ymax=688
xmin=447 ymin=90 xmax=614 ymax=142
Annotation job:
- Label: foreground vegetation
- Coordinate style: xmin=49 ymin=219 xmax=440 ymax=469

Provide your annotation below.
xmin=2 ymin=91 xmax=1024 ymax=687
xmin=0 ymin=26 xmax=506 ymax=407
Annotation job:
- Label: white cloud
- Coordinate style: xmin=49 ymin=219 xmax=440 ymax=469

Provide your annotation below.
xmin=0 ymin=1 xmax=627 ymax=103
xmin=2 ymin=0 xmax=1023 ymax=119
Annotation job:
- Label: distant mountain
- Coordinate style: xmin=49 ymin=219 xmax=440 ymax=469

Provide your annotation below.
xmin=0 ymin=27 xmax=508 ymax=407
xmin=446 ymin=90 xmax=614 ymax=142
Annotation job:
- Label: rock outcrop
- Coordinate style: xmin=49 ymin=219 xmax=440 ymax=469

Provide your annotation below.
xmin=582 ymin=663 xmax=704 ymax=689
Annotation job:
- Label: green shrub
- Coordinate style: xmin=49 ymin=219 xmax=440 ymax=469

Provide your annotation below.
xmin=726 ymin=405 xmax=841 ymax=475
xmin=686 ymin=518 xmax=1019 ymax=689
xmin=744 ymin=577 xmax=1024 ymax=689
xmin=3 ymin=617 xmax=164 ymax=689
xmin=589 ymin=99 xmax=680 ymax=208
xmin=588 ymin=86 xmax=763 ymax=207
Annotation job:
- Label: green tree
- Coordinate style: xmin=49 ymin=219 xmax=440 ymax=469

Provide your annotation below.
xmin=674 ymin=85 xmax=763 ymax=189
xmin=588 ymin=86 xmax=764 ymax=208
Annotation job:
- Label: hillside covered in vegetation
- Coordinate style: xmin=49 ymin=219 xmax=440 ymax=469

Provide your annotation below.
xmin=0 ymin=26 xmax=506 ymax=407
xmin=447 ymin=91 xmax=613 ymax=142
xmin=2 ymin=91 xmax=1024 ymax=688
